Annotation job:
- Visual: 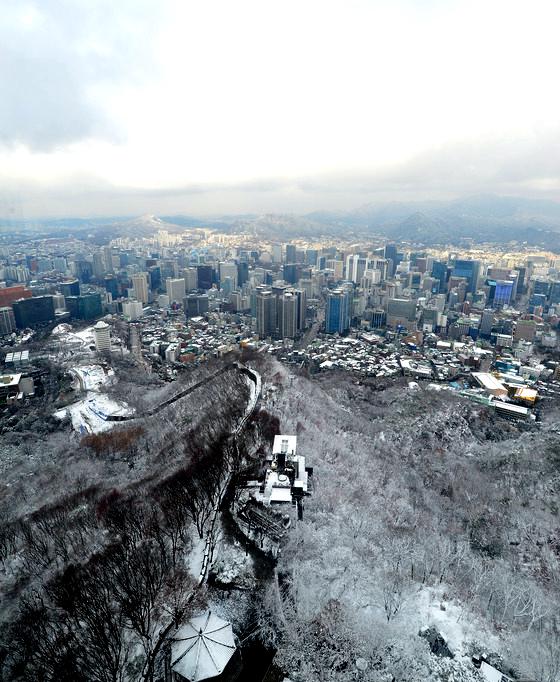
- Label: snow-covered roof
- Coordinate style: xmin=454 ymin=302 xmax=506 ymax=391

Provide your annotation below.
xmin=273 ymin=435 xmax=297 ymax=456
xmin=480 ymin=661 xmax=512 ymax=682
xmin=171 ymin=611 xmax=236 ymax=682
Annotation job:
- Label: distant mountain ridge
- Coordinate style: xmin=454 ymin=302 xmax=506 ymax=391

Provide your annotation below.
xmin=304 ymin=194 xmax=560 ymax=247
xmin=4 ymin=194 xmax=560 ymax=248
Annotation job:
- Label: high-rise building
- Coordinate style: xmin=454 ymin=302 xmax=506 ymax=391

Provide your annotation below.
xmin=53 ymin=256 xmax=68 ymax=273
xmin=65 ymin=293 xmax=103 ymax=320
xmin=489 ymin=280 xmax=514 ymax=308
xmin=184 ymin=294 xmax=209 ymax=318
xmin=294 ymin=288 xmax=307 ymax=331
xmin=103 ymin=276 xmax=119 ymax=298
xmin=514 ymin=319 xmax=536 ymax=342
xmin=256 ymin=289 xmax=275 ymax=339
xmin=92 ymin=252 xmax=106 ymax=279
xmin=326 ymin=259 xmax=344 ymax=280
xmin=384 ymin=244 xmax=398 ymax=277
xmin=147 ymin=266 xmax=161 ymax=291
xmin=278 ymin=292 xmax=298 ymax=339
xmin=479 ymin=309 xmax=495 ymax=336
xmin=183 ymin=267 xmax=198 ymax=292
xmin=0 ymin=307 xmax=16 ymax=335
xmin=452 ymin=260 xmax=480 ymax=293
xmin=386 ymin=298 xmax=417 ymax=329
xmin=371 ymin=309 xmax=386 ymax=328
xmin=102 ymin=246 xmax=114 ymax=274
xmin=122 ymin=299 xmax=144 ymax=321
xmin=197 ymin=265 xmax=214 ymax=290
xmin=219 ymin=262 xmax=238 ymax=290
xmin=326 ymin=289 xmax=351 ymax=334
xmin=132 ymin=273 xmax=149 ymax=303
xmin=285 ymin=244 xmax=297 ymax=264
xmin=237 ymin=262 xmax=249 ymax=287
xmin=305 ymin=249 xmax=318 ymax=266
xmin=431 ymin=261 xmax=448 ymax=293
xmin=533 ymin=279 xmax=550 ymax=297
xmin=74 ymin=260 xmax=93 ymax=284
xmin=345 ymin=255 xmax=369 ymax=284
xmin=93 ymin=320 xmax=111 ymax=352
xmin=550 ymin=281 xmax=560 ymax=305
xmin=59 ymin=280 xmax=80 ymax=297
xmin=514 ymin=266 xmax=526 ymax=296
xmin=13 ymin=296 xmax=55 ymax=328
xmin=166 ymin=277 xmax=186 ymax=303
xmin=282 ymin=263 xmax=299 ymax=285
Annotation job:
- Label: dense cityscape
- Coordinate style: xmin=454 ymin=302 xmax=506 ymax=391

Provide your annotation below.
xmin=1 ymin=222 xmax=559 ymax=426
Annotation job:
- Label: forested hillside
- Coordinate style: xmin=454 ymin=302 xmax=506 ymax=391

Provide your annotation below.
xmin=255 ymin=361 xmax=560 ymax=681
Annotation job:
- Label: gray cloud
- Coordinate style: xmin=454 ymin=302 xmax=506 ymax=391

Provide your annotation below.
xmin=2 ymin=127 xmax=560 ymax=218
xmin=0 ymin=0 xmax=161 ymax=150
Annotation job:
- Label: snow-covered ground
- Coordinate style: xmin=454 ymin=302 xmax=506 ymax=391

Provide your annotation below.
xmin=54 ymin=352 xmax=131 ymax=434
xmin=416 ymin=585 xmax=501 ymax=658
xmin=71 ymin=365 xmax=114 ymax=391
xmin=54 ymin=393 xmax=133 ymax=435
xmin=52 ymin=323 xmax=96 ymax=353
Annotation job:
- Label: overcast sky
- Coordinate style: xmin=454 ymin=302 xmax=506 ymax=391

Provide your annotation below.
xmin=1 ymin=0 xmax=560 ymax=218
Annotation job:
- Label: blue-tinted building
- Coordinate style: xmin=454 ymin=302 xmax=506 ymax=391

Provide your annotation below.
xmin=283 ymin=264 xmax=299 ymax=285
xmin=103 ymin=276 xmax=119 ymax=298
xmin=452 ymin=259 xmax=480 ymax=293
xmin=431 ymin=261 xmax=448 ymax=293
xmin=237 ymin=262 xmax=249 ymax=287
xmin=326 ymin=289 xmax=351 ymax=334
xmin=487 ymin=279 xmax=514 ymax=308
xmin=65 ymin=293 xmax=103 ymax=320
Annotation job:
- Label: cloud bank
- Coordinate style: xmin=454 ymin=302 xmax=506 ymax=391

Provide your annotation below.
xmin=1 ymin=0 xmax=560 ymax=217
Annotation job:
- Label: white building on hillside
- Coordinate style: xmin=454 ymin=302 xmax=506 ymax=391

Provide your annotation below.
xmin=94 ymin=321 xmax=111 ymax=352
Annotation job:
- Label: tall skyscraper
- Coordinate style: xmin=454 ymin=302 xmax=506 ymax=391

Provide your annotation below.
xmin=92 ymin=252 xmax=106 ymax=279
xmin=326 ymin=289 xmax=350 ymax=334
xmin=237 ymin=262 xmax=249 ymax=287
xmin=294 ymin=288 xmax=307 ymax=331
xmin=219 ymin=262 xmax=238 ymax=290
xmin=166 ymin=277 xmax=186 ymax=303
xmin=384 ymin=244 xmax=398 ymax=277
xmin=278 ymin=292 xmax=298 ymax=339
xmin=285 ymin=244 xmax=297 ymax=264
xmin=479 ymin=309 xmax=495 ymax=336
xmin=183 ymin=267 xmax=199 ymax=292
xmin=256 ymin=289 xmax=275 ymax=339
xmin=452 ymin=260 xmax=480 ymax=293
xmin=197 ymin=265 xmax=213 ymax=290
xmin=345 ymin=255 xmax=369 ymax=284
xmin=132 ymin=273 xmax=149 ymax=303
xmin=431 ymin=261 xmax=448 ymax=293
xmin=102 ymin=246 xmax=114 ymax=273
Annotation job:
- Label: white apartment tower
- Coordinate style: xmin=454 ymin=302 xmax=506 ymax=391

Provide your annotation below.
xmin=93 ymin=320 xmax=111 ymax=352
xmin=132 ymin=273 xmax=149 ymax=304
